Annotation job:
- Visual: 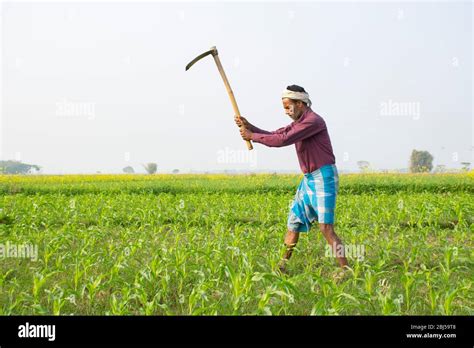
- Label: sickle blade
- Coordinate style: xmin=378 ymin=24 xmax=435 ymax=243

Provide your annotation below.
xmin=185 ymin=47 xmax=217 ymax=71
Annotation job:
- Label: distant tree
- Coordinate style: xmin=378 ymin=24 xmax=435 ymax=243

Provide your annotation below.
xmin=143 ymin=163 xmax=157 ymax=174
xmin=357 ymin=161 xmax=371 ymax=173
xmin=460 ymin=162 xmax=471 ymax=172
xmin=409 ymin=150 xmax=433 ymax=173
xmin=123 ymin=166 xmax=135 ymax=174
xmin=0 ymin=160 xmax=40 ymax=174
xmin=434 ymin=164 xmax=447 ymax=173
xmin=172 ymin=169 xmax=180 ymax=174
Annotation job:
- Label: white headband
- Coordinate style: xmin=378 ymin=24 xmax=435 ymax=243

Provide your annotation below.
xmin=282 ymin=89 xmax=312 ymax=107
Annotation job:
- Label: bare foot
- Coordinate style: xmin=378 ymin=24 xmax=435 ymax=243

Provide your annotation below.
xmin=277 ymin=259 xmax=289 ymax=275
xmin=333 ymin=266 xmax=351 ymax=282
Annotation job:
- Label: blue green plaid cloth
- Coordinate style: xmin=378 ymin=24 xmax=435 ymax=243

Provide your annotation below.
xmin=287 ymin=164 xmax=339 ymax=232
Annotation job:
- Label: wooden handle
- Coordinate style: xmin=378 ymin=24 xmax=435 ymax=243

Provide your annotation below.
xmin=212 ymin=54 xmax=253 ymax=151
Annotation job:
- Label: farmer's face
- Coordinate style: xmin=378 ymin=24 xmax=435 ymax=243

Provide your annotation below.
xmin=282 ymin=98 xmax=305 ymax=121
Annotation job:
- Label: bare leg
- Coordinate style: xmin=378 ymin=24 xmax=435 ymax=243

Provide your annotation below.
xmin=283 ymin=230 xmax=299 ymax=260
xmin=278 ymin=230 xmax=299 ymax=272
xmin=319 ymin=223 xmax=348 ymax=268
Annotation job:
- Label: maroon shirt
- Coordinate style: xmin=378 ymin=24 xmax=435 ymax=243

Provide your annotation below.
xmin=249 ymin=108 xmax=336 ymax=174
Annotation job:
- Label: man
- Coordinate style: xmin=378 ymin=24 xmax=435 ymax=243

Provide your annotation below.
xmin=236 ymin=85 xmax=348 ymax=273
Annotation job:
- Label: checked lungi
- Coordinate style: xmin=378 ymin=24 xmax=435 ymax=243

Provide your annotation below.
xmin=287 ymin=164 xmax=339 ymax=232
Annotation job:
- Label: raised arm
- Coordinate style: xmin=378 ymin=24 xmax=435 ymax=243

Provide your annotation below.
xmin=247 ymin=123 xmax=272 ymax=135
xmin=251 ymin=114 xmax=326 ymax=148
xmin=235 ymin=115 xmax=288 ymax=135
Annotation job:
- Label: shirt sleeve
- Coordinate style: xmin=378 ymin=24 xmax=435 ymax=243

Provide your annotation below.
xmin=248 ymin=124 xmax=292 ymax=135
xmin=247 ymin=124 xmax=272 ymax=135
xmin=251 ymin=115 xmax=326 ymax=147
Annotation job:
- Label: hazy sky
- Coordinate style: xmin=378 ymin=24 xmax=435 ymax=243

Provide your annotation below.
xmin=1 ymin=0 xmax=472 ymax=174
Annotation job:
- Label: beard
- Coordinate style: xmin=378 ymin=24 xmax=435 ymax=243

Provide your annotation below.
xmin=287 ymin=105 xmax=296 ymax=119
xmin=287 ymin=105 xmax=302 ymax=121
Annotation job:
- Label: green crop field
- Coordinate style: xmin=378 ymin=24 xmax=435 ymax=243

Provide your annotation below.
xmin=0 ymin=173 xmax=472 ymax=315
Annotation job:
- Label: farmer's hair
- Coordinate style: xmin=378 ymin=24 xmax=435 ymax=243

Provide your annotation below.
xmin=287 ymin=85 xmax=307 ymax=93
